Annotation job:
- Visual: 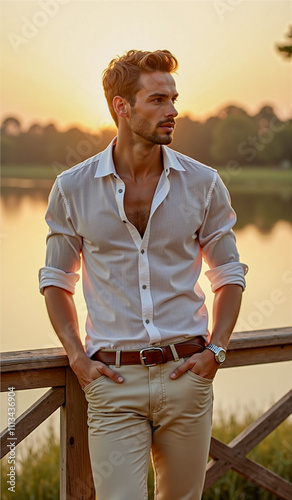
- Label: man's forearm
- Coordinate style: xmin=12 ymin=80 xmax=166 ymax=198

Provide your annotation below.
xmin=44 ymin=286 xmax=124 ymax=387
xmin=210 ymin=284 xmax=243 ymax=349
xmin=44 ymin=286 xmax=87 ymax=366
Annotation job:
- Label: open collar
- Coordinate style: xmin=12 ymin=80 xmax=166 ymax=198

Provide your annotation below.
xmin=94 ymin=137 xmax=185 ymax=179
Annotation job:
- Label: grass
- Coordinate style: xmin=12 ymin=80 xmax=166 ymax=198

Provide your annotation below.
xmin=1 ymin=426 xmax=59 ymax=500
xmin=202 ymin=411 xmax=292 ymax=500
xmin=1 ymin=412 xmax=291 ymax=499
xmin=216 ymin=167 xmax=292 ymax=194
xmin=1 ymin=165 xmax=59 ymax=180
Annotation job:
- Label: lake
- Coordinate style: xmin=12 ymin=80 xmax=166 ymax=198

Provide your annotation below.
xmin=0 ymin=186 xmax=291 ymax=443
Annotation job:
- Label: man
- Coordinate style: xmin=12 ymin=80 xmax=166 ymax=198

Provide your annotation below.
xmin=39 ymin=49 xmax=247 ymax=499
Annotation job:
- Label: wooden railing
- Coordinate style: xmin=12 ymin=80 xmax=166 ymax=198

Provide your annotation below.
xmin=1 ymin=327 xmax=292 ymax=499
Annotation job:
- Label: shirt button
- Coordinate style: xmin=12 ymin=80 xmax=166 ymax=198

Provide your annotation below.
xmin=123 ymin=220 xmax=127 ymax=223
xmin=141 ymin=249 xmax=145 ymax=254
xmin=118 ymin=189 xmax=123 ymax=193
xmin=145 ymin=319 xmax=150 ymax=324
xmin=142 ymin=285 xmax=147 ymax=290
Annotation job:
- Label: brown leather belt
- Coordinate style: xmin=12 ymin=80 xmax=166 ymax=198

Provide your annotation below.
xmin=91 ymin=337 xmax=206 ymax=367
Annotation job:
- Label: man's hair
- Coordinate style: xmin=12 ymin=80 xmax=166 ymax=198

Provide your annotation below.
xmin=102 ymin=49 xmax=178 ymax=126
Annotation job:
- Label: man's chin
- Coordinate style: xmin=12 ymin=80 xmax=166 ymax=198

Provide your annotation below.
xmin=136 ymin=130 xmax=174 ymax=145
xmin=152 ymin=132 xmax=173 ymax=145
xmin=158 ymin=135 xmax=173 ymax=145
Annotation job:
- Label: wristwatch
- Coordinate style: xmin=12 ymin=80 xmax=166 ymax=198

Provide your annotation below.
xmin=206 ymin=344 xmax=226 ymax=364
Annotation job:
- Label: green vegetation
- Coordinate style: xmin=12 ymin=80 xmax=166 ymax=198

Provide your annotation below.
xmin=1 ymin=165 xmax=58 ymax=180
xmin=217 ymin=167 xmax=292 ymax=194
xmin=276 ymin=25 xmax=292 ymax=59
xmin=202 ymin=412 xmax=292 ymax=500
xmin=1 ymin=105 xmax=292 ymax=169
xmin=1 ymin=427 xmax=59 ymax=500
xmin=1 ymin=413 xmax=291 ymax=499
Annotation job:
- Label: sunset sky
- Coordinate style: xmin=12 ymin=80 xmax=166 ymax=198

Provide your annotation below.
xmin=1 ymin=0 xmax=291 ymax=132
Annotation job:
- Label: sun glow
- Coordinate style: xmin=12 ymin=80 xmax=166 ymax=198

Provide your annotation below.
xmin=1 ymin=1 xmax=291 ymax=132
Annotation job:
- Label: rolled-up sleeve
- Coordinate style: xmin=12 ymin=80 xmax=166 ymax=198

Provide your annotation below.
xmin=39 ymin=178 xmax=82 ymax=295
xmin=198 ymin=174 xmax=248 ymax=292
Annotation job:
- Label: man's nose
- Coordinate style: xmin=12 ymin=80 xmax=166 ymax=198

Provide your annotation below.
xmin=165 ymin=101 xmax=178 ymax=118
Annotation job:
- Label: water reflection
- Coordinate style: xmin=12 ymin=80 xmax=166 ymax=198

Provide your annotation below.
xmin=1 ymin=191 xmax=291 ymax=424
xmin=232 ymin=192 xmax=292 ymax=232
xmin=0 ymin=186 xmax=51 ymax=211
xmin=1 ymin=186 xmax=291 ymax=232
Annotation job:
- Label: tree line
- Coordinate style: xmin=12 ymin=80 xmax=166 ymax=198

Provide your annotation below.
xmin=1 ymin=104 xmax=292 ymax=169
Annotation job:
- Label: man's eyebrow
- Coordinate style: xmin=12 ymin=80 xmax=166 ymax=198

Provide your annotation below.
xmin=147 ymin=92 xmax=179 ymax=99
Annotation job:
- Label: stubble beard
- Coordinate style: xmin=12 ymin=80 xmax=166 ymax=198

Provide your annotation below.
xmin=129 ymin=108 xmax=174 ymax=145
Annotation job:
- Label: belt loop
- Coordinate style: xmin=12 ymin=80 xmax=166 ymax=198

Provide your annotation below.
xmin=169 ymin=344 xmax=179 ymax=362
xmin=115 ymin=350 xmax=121 ymax=368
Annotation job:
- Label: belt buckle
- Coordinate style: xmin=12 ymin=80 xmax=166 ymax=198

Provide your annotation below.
xmin=140 ymin=347 xmax=163 ymax=367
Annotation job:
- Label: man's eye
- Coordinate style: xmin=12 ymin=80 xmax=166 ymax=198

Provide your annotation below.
xmin=153 ymin=98 xmax=162 ymax=103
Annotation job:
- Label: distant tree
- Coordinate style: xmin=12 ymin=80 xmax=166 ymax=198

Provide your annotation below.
xmin=253 ymin=105 xmax=278 ymax=123
xmin=28 ymin=123 xmax=43 ymax=135
xmin=276 ymin=25 xmax=292 ymax=59
xmin=1 ymin=110 xmax=290 ymax=167
xmin=1 ymin=135 xmax=15 ymax=164
xmin=1 ymin=116 xmax=22 ymax=135
xmin=211 ymin=115 xmax=257 ymax=165
xmin=171 ymin=116 xmax=200 ymax=157
xmin=196 ymin=116 xmax=222 ymax=165
xmin=279 ymin=121 xmax=292 ymax=162
xmin=42 ymin=123 xmax=63 ymax=165
xmin=171 ymin=115 xmax=223 ymax=165
xmin=218 ymin=105 xmax=248 ymax=120
xmin=256 ymin=131 xmax=284 ymax=165
xmin=43 ymin=123 xmax=57 ymax=135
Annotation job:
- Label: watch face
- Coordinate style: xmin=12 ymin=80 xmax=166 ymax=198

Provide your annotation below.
xmin=217 ymin=350 xmax=226 ymax=363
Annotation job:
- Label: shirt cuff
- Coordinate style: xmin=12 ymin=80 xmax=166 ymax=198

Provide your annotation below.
xmin=205 ymin=261 xmax=248 ymax=292
xmin=39 ymin=266 xmax=80 ymax=295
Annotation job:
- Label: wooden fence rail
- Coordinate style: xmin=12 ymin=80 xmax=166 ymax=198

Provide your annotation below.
xmin=1 ymin=326 xmax=292 ymax=499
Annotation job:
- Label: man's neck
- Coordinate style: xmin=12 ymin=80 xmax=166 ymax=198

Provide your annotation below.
xmin=113 ymin=132 xmax=163 ymax=182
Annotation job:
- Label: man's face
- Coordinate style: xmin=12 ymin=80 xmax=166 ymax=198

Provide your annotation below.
xmin=127 ymin=71 xmax=179 ymax=145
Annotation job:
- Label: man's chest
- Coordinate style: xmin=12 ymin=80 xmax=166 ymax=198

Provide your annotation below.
xmin=67 ymin=174 xmax=206 ymax=249
xmin=122 ymin=176 xmax=160 ymax=237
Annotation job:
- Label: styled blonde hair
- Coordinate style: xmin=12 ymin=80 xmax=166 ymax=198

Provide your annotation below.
xmin=102 ymin=49 xmax=178 ymax=126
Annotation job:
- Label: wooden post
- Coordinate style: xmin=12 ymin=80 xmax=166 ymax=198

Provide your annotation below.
xmin=60 ymin=367 xmax=95 ymax=500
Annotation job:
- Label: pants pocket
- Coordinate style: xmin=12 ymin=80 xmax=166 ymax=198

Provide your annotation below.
xmin=186 ymin=370 xmax=214 ymax=384
xmin=83 ymin=375 xmax=107 ymax=394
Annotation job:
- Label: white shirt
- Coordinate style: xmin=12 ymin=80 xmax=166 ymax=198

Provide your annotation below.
xmin=39 ymin=138 xmax=247 ymax=356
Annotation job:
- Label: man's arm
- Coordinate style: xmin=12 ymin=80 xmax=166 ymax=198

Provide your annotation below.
xmin=170 ymin=284 xmax=243 ymax=380
xmin=44 ymin=286 xmax=123 ymax=388
xmin=209 ymin=283 xmax=243 ymax=349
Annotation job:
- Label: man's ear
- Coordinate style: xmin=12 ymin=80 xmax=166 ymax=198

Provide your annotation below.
xmin=113 ymin=96 xmax=128 ymax=119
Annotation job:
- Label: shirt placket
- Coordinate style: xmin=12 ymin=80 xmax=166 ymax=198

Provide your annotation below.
xmin=114 ymin=170 xmax=171 ymax=345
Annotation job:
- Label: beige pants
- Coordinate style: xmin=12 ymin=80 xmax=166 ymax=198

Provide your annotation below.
xmin=84 ymin=358 xmax=213 ymax=500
